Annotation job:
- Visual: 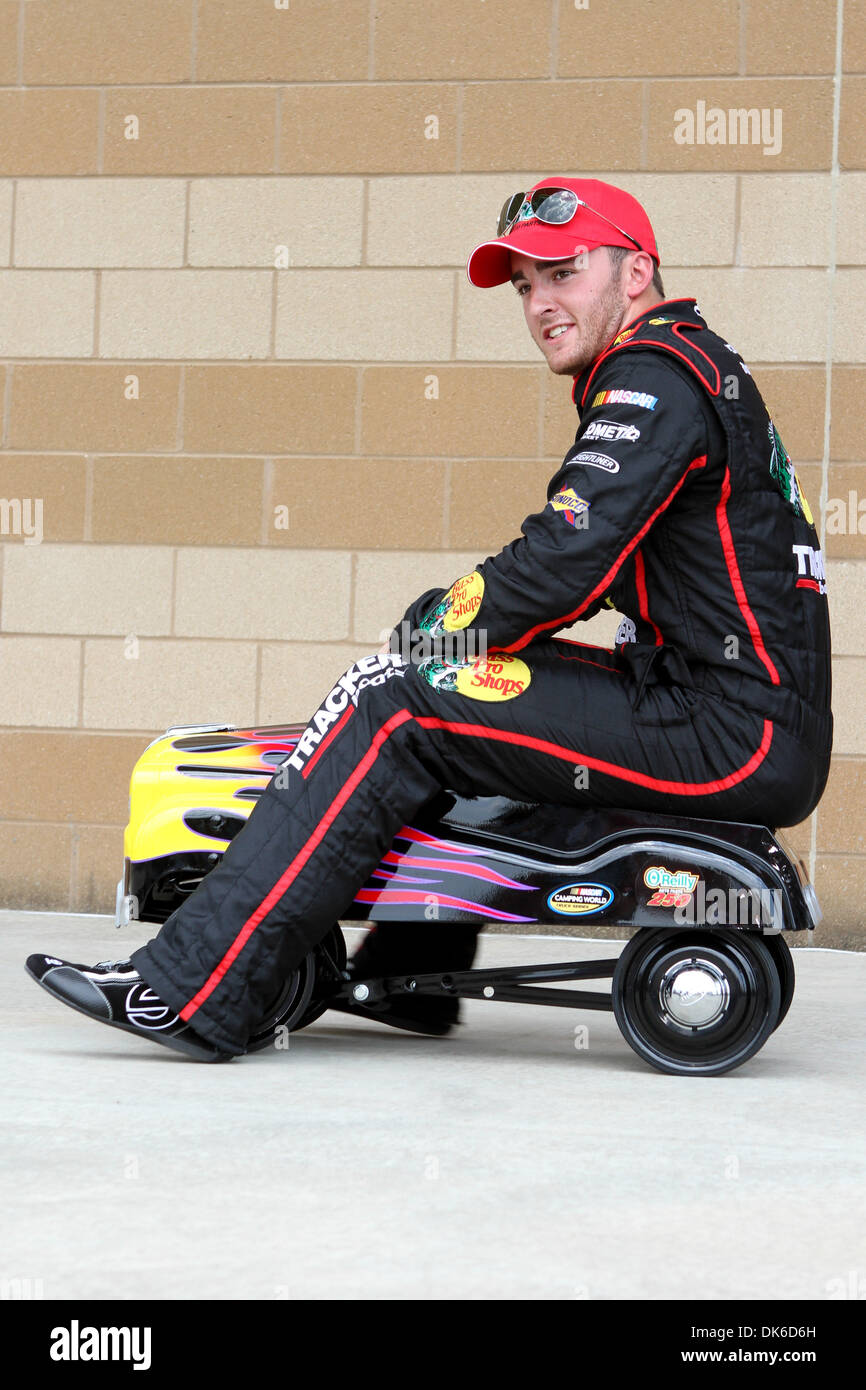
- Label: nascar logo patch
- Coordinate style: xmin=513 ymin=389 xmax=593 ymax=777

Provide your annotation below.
xmin=591 ymin=389 xmax=658 ymax=410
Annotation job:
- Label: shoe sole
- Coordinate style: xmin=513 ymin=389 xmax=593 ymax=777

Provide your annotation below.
xmin=25 ymin=964 xmax=234 ymax=1063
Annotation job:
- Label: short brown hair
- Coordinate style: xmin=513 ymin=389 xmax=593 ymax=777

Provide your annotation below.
xmin=607 ymin=244 xmax=665 ymax=297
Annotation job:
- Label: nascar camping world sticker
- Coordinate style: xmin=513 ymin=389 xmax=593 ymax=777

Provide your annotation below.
xmin=547 ymin=883 xmax=614 ymax=916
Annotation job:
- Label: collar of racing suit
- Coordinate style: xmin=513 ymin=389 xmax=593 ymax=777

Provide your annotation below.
xmin=571 ymin=297 xmax=707 ymax=411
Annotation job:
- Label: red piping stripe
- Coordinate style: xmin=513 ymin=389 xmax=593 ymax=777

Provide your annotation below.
xmin=634 ymin=549 xmax=664 ymax=646
xmin=179 ymin=707 xmax=413 ymax=1020
xmin=715 ymin=468 xmax=781 ymax=685
xmin=555 ymin=651 xmax=625 ymax=674
xmin=415 ymin=715 xmax=774 ymax=796
xmin=572 ymin=305 xmax=720 ymax=406
xmin=571 ymin=298 xmax=702 ymax=404
xmin=301 ymin=702 xmax=354 ymax=779
xmin=501 ymin=454 xmax=707 ymax=652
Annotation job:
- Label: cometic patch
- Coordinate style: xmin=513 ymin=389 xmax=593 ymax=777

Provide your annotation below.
xmin=582 ymin=418 xmax=640 ymax=443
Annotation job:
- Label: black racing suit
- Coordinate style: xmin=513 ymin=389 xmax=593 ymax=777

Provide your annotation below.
xmin=132 ymin=298 xmax=833 ymax=1054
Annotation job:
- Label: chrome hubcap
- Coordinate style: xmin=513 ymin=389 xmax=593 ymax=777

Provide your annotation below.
xmin=658 ymin=957 xmax=730 ymax=1029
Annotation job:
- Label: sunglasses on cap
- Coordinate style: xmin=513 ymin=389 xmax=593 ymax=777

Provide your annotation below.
xmin=496 ymin=186 xmax=645 ymax=253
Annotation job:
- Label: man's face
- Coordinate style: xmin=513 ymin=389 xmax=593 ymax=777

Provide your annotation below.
xmin=510 ymin=247 xmax=630 ymax=375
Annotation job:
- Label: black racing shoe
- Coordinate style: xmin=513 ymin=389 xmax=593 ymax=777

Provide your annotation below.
xmin=25 ymin=954 xmax=233 ymax=1063
xmin=328 ymin=923 xmax=479 ymax=1037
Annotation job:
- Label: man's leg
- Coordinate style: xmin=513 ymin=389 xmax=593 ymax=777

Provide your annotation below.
xmin=29 ymin=640 xmax=822 ymax=1057
xmin=130 ymin=652 xmax=449 ymax=1052
xmin=132 ymin=637 xmax=811 ymax=1055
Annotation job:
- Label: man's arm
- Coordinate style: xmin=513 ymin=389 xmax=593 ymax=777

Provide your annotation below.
xmin=397 ymin=352 xmax=711 ymax=653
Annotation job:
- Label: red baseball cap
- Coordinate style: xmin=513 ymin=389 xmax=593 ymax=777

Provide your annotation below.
xmin=466 ymin=177 xmax=660 ymax=288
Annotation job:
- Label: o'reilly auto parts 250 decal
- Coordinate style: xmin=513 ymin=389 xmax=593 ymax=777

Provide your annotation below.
xmin=547 ymin=882 xmax=614 ymax=916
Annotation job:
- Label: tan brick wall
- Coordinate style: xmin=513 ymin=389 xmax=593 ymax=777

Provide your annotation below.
xmin=0 ymin=1 xmax=862 ymax=947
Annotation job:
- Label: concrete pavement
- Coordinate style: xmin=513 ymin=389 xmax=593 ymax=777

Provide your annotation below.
xmin=2 ymin=910 xmax=865 ymax=1301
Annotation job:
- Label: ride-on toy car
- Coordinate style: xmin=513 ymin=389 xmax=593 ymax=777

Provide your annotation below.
xmin=115 ymin=721 xmax=822 ymax=1076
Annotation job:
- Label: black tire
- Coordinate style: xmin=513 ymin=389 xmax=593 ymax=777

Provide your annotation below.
xmin=288 ymin=925 xmax=348 ymax=1030
xmin=612 ymin=929 xmax=782 ymax=1076
xmin=243 ymin=926 xmax=347 ymax=1053
xmin=763 ymin=933 xmax=795 ymax=1031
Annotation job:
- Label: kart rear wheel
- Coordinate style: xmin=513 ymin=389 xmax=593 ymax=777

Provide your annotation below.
xmin=763 ymin=933 xmax=795 ymax=1031
xmin=243 ymin=926 xmax=347 ymax=1053
xmin=612 ymin=929 xmax=781 ymax=1077
xmin=244 ymin=953 xmax=316 ymax=1053
xmin=288 ymin=925 xmax=348 ymax=1030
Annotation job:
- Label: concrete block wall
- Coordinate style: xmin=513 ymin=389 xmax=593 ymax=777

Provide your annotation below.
xmin=0 ymin=0 xmax=862 ymax=945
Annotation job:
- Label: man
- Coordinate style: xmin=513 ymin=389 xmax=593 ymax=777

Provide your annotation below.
xmin=27 ymin=177 xmax=832 ymax=1061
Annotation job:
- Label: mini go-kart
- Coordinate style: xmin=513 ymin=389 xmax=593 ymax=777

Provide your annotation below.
xmin=115 ymin=722 xmax=822 ymax=1076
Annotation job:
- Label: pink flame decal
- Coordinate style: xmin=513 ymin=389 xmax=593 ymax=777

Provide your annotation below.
xmin=381 ymin=849 xmax=533 ymax=891
xmin=354 ymin=888 xmax=536 ymax=923
xmin=369 ymin=868 xmax=442 ymax=885
xmin=395 ymin=827 xmax=481 ymax=855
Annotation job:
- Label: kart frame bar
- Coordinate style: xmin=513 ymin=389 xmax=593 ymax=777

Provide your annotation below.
xmin=334 ymin=958 xmax=620 ymax=1012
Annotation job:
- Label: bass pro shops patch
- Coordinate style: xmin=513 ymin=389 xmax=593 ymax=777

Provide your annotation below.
xmin=419 ymin=652 xmax=532 ymax=701
xmin=422 ymin=571 xmax=486 ymax=633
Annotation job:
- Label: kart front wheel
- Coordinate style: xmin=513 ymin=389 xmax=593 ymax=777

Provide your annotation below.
xmin=612 ymin=929 xmax=782 ymax=1077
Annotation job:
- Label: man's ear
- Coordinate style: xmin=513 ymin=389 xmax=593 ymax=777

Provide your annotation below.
xmin=627 ymin=251 xmax=655 ymax=299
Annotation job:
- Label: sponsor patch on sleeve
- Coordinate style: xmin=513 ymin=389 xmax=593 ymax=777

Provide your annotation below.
xmin=432 ymin=570 xmax=485 ymax=631
xmin=549 ymin=487 xmax=591 ymax=528
xmin=582 ymin=418 xmax=640 ymax=443
xmin=568 ymin=451 xmax=619 ymax=473
xmin=768 ymin=421 xmax=813 ymax=524
xmin=591 ymin=388 xmax=658 ymax=410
